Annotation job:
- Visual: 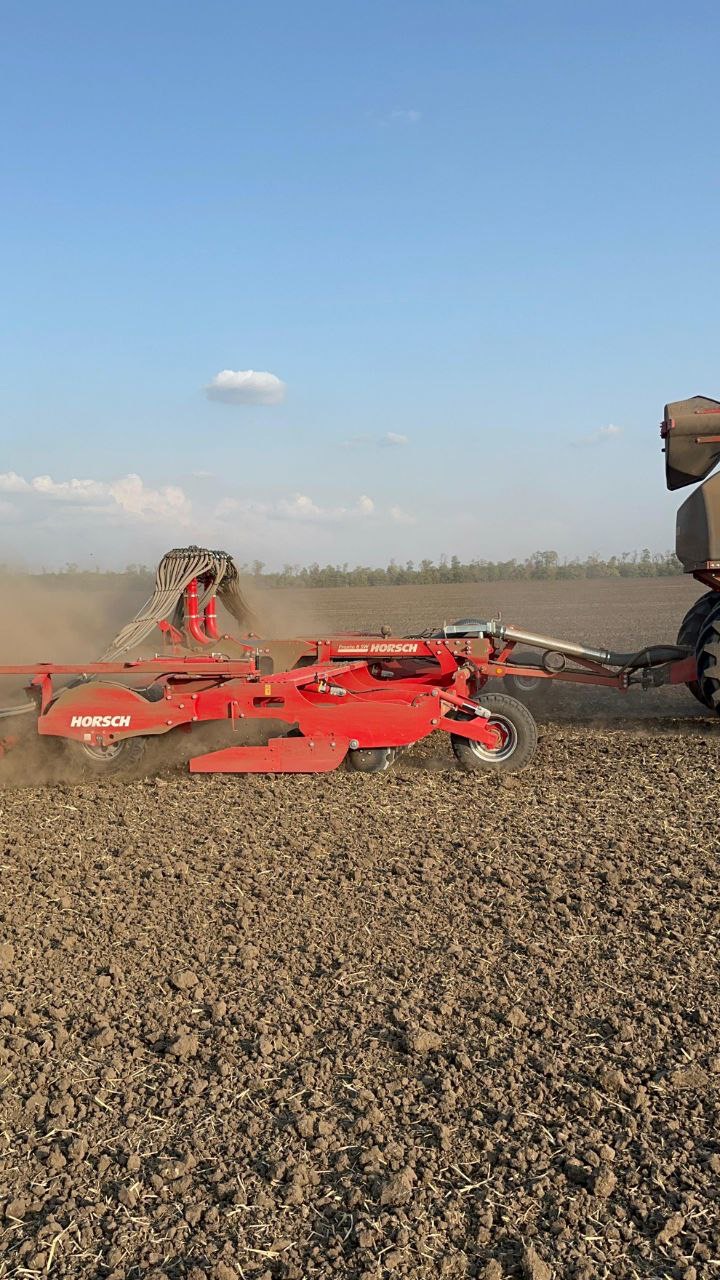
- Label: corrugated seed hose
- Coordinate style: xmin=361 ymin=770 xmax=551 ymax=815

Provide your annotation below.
xmin=99 ymin=546 xmax=254 ymax=661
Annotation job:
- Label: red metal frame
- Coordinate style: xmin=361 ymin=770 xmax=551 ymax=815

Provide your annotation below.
xmin=0 ymin=575 xmax=704 ymax=775
xmin=6 ymin=651 xmax=505 ymax=772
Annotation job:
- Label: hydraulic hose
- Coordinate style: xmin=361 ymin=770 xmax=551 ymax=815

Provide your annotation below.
xmin=441 ymin=620 xmax=690 ymax=672
xmin=611 ymin=644 xmax=690 ymax=673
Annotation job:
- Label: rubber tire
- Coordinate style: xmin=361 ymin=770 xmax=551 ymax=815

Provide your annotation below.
xmin=694 ymin=605 xmax=720 ymax=714
xmin=63 ymin=735 xmax=148 ymax=776
xmin=346 ymin=747 xmax=396 ymax=773
xmin=450 ymin=692 xmax=537 ymax=773
xmin=503 ymin=666 xmax=543 ymax=700
xmin=677 ymin=591 xmax=720 ymax=707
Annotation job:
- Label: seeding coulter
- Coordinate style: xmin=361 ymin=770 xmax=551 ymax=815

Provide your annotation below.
xmin=2 ymin=395 xmax=720 ymax=777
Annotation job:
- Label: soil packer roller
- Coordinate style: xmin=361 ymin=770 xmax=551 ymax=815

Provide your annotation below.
xmin=0 ymin=395 xmax=718 ymax=777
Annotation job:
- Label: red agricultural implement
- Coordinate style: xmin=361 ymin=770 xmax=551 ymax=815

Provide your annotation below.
xmin=1 ymin=395 xmax=720 ymax=777
xmin=0 ymin=607 xmax=543 ymax=775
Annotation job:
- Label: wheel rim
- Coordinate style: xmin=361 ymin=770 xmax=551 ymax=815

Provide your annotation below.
xmin=466 ymin=715 xmax=518 ymax=761
xmin=77 ymin=740 xmax=126 ymax=763
xmin=348 ymin=747 xmax=396 ymax=772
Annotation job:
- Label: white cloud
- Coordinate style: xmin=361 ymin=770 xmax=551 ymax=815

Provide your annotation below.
xmin=342 ymin=432 xmax=410 ymax=450
xmin=214 ymin=492 xmax=376 ymax=526
xmin=0 ymin=463 xmax=414 ymax=555
xmin=0 ymin=471 xmax=31 ymax=493
xmin=30 ymin=475 xmax=108 ymax=502
xmin=109 ymin=475 xmax=188 ymax=521
xmin=370 ymin=108 xmax=421 ymax=126
xmin=0 ymin=470 xmax=191 ymax=524
xmin=574 ymin=423 xmax=624 ymax=447
xmin=205 ymin=369 xmax=286 ymax=406
xmin=276 ymin=494 xmax=325 ymax=521
xmin=273 ymin=493 xmax=375 ymax=523
xmin=389 ymin=504 xmax=413 ymax=525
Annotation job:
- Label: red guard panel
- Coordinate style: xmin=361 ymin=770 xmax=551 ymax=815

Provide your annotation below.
xmin=190 ymin=734 xmax=350 ymax=773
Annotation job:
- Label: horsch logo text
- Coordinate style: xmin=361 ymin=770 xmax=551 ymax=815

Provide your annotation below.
xmin=69 ymin=715 xmax=132 ymax=728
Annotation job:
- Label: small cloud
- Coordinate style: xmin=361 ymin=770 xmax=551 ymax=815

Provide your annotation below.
xmin=205 ymin=369 xmax=286 ymax=406
xmin=390 ymin=505 xmax=416 ymax=525
xmin=277 ymin=494 xmax=325 ymax=521
xmin=342 ymin=432 xmax=410 ymax=450
xmin=215 ymin=492 xmax=377 ymax=526
xmin=367 ymin=108 xmax=422 ymax=128
xmin=573 ymin=423 xmax=623 ymax=447
xmin=0 ymin=471 xmax=31 ymax=493
xmin=273 ymin=493 xmax=375 ymax=523
xmin=192 ymin=469 xmax=214 ymax=479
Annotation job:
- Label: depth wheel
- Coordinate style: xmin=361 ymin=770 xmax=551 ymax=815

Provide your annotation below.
xmin=63 ymin=735 xmax=147 ymax=776
xmin=346 ymin=747 xmax=396 ymax=773
xmin=695 ymin=606 xmax=720 ymax=714
xmin=677 ymin=591 xmax=720 ymax=707
xmin=450 ymin=693 xmax=537 ymax=773
xmin=503 ymin=668 xmax=543 ymax=700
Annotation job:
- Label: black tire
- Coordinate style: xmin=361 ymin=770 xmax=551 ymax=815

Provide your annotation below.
xmin=63 ymin=735 xmax=147 ymax=776
xmin=450 ymin=692 xmax=537 ymax=773
xmin=677 ymin=591 xmax=720 ymax=707
xmin=695 ymin=605 xmax=720 ymax=714
xmin=346 ymin=747 xmax=396 ymax=773
xmin=503 ymin=666 xmax=544 ymax=700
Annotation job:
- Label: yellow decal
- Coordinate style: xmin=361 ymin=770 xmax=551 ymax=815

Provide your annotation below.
xmin=264 ymin=683 xmax=272 ymax=695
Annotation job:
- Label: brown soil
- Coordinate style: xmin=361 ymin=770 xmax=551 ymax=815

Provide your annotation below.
xmin=1 ymin=578 xmax=719 ymax=1278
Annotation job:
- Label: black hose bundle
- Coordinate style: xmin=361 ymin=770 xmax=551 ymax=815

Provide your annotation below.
xmin=100 ymin=546 xmax=254 ymax=660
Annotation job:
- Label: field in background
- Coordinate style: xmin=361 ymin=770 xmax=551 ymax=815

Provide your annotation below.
xmin=0 ymin=570 xmax=704 ymax=654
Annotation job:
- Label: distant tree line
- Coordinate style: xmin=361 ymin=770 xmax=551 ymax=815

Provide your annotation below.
xmin=3 ymin=549 xmax=683 ymax=588
xmin=240 ymin=549 xmax=683 ymax=586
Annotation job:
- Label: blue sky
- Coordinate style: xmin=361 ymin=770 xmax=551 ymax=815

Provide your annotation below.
xmin=1 ymin=0 xmax=718 ymax=567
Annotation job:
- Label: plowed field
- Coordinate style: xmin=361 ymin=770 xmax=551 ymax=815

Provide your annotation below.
xmin=1 ymin=578 xmax=718 ymax=1279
